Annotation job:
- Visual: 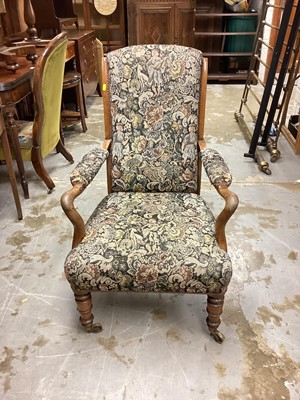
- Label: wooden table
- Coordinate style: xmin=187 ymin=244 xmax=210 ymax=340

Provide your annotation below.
xmin=0 ymin=57 xmax=33 ymax=199
xmin=0 ymin=100 xmax=22 ymax=220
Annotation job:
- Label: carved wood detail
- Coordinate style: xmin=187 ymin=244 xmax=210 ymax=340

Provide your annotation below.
xmin=127 ymin=0 xmax=195 ymax=46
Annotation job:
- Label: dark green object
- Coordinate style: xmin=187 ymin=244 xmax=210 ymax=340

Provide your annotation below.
xmin=224 ymin=15 xmax=258 ymax=53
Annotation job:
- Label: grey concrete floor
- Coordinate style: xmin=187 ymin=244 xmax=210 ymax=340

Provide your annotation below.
xmin=0 ymin=85 xmax=299 ymax=400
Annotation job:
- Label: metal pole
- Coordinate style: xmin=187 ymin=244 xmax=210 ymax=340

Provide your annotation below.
xmin=246 ymin=0 xmax=294 ymax=157
xmin=261 ymin=1 xmax=300 ymax=145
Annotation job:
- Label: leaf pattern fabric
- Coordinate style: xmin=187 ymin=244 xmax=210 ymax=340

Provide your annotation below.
xmin=201 ymin=148 xmax=232 ymax=186
xmin=70 ymin=147 xmax=108 ymax=188
xmin=106 ymin=45 xmax=203 ymax=193
xmin=65 ymin=192 xmax=232 ymax=294
xmin=64 ymin=45 xmax=234 ymax=299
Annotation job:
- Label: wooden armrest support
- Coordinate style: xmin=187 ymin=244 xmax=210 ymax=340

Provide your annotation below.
xmin=61 ymin=144 xmax=110 ymax=249
xmin=61 ymin=184 xmax=86 ymax=248
xmin=198 ymin=140 xmax=206 ymax=151
xmin=214 ymin=184 xmax=239 ymax=251
xmin=102 ymin=139 xmax=111 ymax=150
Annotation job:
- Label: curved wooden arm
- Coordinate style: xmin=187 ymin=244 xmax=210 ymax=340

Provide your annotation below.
xmin=214 ymin=184 xmax=239 ymax=252
xmin=61 ymin=183 xmax=86 ymax=249
xmin=61 ymin=143 xmax=110 ymax=249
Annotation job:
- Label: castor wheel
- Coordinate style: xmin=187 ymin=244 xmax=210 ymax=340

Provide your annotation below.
xmin=84 ymin=323 xmax=103 ymax=333
xmin=209 ymin=329 xmax=225 ymax=344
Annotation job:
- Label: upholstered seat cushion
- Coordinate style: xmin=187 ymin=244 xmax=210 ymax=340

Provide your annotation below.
xmin=65 ymin=192 xmax=232 ymax=294
xmin=0 ymin=120 xmax=33 ymax=161
xmin=16 ymin=120 xmax=34 ymax=149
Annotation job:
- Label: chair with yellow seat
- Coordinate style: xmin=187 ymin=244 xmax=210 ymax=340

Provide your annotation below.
xmin=0 ymin=32 xmax=74 ymax=193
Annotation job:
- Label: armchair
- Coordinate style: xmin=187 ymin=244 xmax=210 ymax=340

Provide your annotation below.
xmin=0 ymin=32 xmax=74 ymax=192
xmin=61 ymin=45 xmax=239 ymax=343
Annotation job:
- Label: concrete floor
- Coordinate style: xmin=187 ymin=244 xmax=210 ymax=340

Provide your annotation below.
xmin=0 ymin=85 xmax=299 ymax=400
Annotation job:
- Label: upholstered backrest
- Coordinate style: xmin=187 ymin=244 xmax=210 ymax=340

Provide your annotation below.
xmin=103 ymin=45 xmax=205 ymax=193
xmin=32 ymin=32 xmax=67 ymax=158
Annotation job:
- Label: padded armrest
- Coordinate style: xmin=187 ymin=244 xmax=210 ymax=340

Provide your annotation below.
xmin=200 ymin=148 xmax=232 ymax=187
xmin=70 ymin=147 xmax=108 ymax=188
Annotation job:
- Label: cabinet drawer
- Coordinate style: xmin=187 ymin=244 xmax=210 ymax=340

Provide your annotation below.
xmin=82 ymin=64 xmax=98 ymax=98
xmin=78 ymin=40 xmax=97 ymax=73
xmin=78 ymin=36 xmax=96 ymax=56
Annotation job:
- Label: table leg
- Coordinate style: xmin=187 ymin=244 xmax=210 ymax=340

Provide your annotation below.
xmin=5 ymin=106 xmax=29 ymax=199
xmin=1 ymin=129 xmax=23 ymax=220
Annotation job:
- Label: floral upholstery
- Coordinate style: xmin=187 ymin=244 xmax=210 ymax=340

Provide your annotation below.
xmin=65 ymin=192 xmax=232 ymax=294
xmin=0 ymin=120 xmax=35 ymax=160
xmin=106 ymin=45 xmax=203 ymax=193
xmin=200 ymin=148 xmax=232 ymax=186
xmin=62 ymin=45 xmax=238 ymax=340
xmin=16 ymin=121 xmax=34 ymax=149
xmin=70 ymin=147 xmax=108 ymax=188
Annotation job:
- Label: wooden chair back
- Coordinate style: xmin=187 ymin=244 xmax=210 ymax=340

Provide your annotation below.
xmin=32 ymin=31 xmax=67 ymax=158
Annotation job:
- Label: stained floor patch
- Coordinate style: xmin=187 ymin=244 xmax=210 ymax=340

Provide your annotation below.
xmin=24 ymin=214 xmax=57 ymax=230
xmin=219 ymin=304 xmax=300 ymax=399
xmin=257 ymin=306 xmax=283 ymax=326
xmin=215 ymin=362 xmax=227 ymax=378
xmin=0 ymin=346 xmax=29 ymax=393
xmin=272 ymin=295 xmax=300 ymax=313
xmin=151 ymin=308 xmax=167 ymax=321
xmin=6 ymin=232 xmax=31 ymax=247
xmin=288 ymin=251 xmax=298 ymax=261
xmin=0 ymin=347 xmax=15 ymax=393
xmin=97 ymin=336 xmax=127 ymax=365
xmin=32 ymin=335 xmax=49 ymax=347
xmin=166 ymin=327 xmax=182 ymax=342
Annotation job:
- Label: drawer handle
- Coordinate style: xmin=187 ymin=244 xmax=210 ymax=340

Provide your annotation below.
xmin=83 ymin=45 xmax=86 ymax=52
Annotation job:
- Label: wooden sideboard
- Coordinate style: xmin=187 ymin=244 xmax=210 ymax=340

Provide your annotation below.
xmin=127 ymin=0 xmax=195 ymax=47
xmin=67 ymin=30 xmax=98 ymax=99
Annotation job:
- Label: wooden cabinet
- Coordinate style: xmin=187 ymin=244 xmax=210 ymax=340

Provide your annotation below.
xmin=72 ymin=0 xmax=126 ymax=52
xmin=67 ymin=30 xmax=98 ymax=98
xmin=127 ymin=1 xmax=195 ymax=47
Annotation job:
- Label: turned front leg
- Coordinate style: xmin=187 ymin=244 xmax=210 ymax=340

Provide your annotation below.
xmin=74 ymin=291 xmax=102 ymax=333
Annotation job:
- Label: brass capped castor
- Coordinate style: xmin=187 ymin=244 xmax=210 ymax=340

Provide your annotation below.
xmin=258 ymin=160 xmax=271 ymax=175
xmin=209 ymin=329 xmax=225 ymax=344
xmin=269 ymin=149 xmax=281 ymax=163
xmin=266 ymin=139 xmax=281 ymax=162
xmin=84 ymin=323 xmax=103 ymax=333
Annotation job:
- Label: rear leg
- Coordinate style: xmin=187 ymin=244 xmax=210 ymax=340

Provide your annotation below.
xmin=206 ymin=291 xmax=226 ymax=344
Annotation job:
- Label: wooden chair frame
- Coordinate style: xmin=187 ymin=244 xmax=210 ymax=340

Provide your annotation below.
xmin=61 ymin=48 xmax=239 ymax=343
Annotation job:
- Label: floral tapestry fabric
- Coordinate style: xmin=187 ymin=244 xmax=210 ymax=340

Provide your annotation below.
xmin=16 ymin=120 xmax=34 ymax=149
xmin=200 ymin=148 xmax=232 ymax=187
xmin=106 ymin=45 xmax=203 ymax=193
xmin=65 ymin=192 xmax=232 ymax=294
xmin=70 ymin=147 xmax=108 ymax=188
